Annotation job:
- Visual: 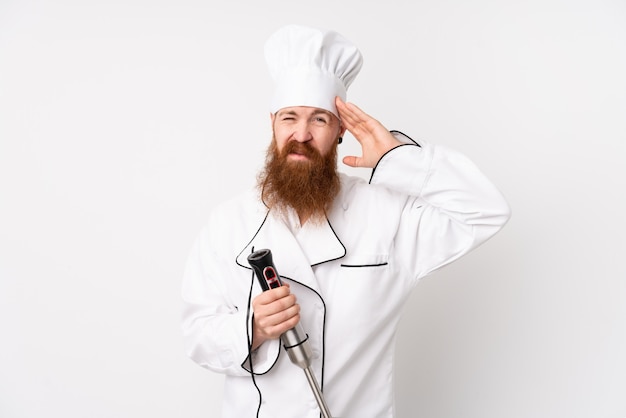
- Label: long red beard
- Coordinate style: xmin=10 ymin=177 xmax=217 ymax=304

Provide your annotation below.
xmin=257 ymin=138 xmax=340 ymax=224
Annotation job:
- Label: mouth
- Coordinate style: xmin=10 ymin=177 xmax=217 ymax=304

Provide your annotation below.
xmin=285 ymin=143 xmax=313 ymax=161
xmin=288 ymin=151 xmax=310 ymax=161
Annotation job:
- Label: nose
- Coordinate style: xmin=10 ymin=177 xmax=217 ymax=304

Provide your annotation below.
xmin=292 ymin=120 xmax=313 ymax=143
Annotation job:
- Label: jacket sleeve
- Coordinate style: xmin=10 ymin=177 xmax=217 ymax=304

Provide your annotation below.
xmin=370 ymin=131 xmax=511 ymax=280
xmin=181 ymin=220 xmax=280 ymax=376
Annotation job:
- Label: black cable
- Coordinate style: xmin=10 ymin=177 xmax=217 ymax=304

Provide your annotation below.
xmin=246 ymin=247 xmax=263 ymax=418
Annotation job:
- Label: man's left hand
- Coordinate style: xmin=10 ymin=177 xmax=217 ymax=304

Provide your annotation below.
xmin=336 ymin=97 xmax=402 ymax=168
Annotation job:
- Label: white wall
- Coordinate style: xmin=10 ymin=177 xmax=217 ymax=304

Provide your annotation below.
xmin=1 ymin=0 xmax=624 ymax=417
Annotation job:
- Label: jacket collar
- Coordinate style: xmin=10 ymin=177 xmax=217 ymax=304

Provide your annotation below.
xmin=235 ymin=208 xmax=346 ymax=293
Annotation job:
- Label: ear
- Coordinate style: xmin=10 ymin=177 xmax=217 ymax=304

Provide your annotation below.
xmin=338 ymin=124 xmax=347 ymax=138
xmin=270 ymin=112 xmax=275 ymax=124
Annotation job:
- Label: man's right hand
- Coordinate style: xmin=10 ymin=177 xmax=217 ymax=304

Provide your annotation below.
xmin=251 ymin=283 xmax=300 ymax=351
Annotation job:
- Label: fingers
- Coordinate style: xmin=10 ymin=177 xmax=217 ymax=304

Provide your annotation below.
xmin=342 ymin=155 xmax=361 ymax=168
xmin=253 ymin=283 xmax=291 ymax=306
xmin=336 ymin=96 xmax=388 ymax=148
xmin=255 ymin=290 xmax=298 ymax=319
xmin=335 ymin=96 xmax=365 ymax=121
xmin=257 ymin=303 xmax=301 ymax=336
xmin=336 ymin=97 xmax=373 ymax=134
xmin=252 ymin=285 xmax=300 ymax=341
xmin=336 ymin=96 xmax=403 ymax=169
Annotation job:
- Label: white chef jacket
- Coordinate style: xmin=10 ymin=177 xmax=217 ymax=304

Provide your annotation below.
xmin=181 ymin=132 xmax=511 ymax=417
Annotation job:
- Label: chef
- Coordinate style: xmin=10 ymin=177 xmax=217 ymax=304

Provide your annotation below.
xmin=182 ymin=24 xmax=511 ymax=418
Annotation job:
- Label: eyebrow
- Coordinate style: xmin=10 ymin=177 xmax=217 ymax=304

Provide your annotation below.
xmin=311 ymin=109 xmax=332 ymax=118
xmin=277 ymin=109 xmax=333 ymax=118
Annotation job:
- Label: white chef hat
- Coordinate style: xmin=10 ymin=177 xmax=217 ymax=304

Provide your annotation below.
xmin=264 ymin=24 xmax=363 ymax=118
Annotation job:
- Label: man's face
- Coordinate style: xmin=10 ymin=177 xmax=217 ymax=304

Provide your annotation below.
xmin=258 ymin=106 xmax=345 ymax=224
xmin=271 ymin=106 xmax=345 ymax=159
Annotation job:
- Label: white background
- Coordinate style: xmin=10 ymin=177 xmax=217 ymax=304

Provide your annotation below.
xmin=1 ymin=0 xmax=625 ymax=417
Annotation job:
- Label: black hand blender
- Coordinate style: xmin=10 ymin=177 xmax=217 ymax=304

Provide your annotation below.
xmin=247 ymin=248 xmax=332 ymax=418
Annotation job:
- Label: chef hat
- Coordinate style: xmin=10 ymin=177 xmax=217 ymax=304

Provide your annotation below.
xmin=264 ymin=24 xmax=363 ymax=118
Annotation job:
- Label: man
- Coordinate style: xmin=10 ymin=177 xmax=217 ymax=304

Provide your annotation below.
xmin=182 ymin=24 xmax=510 ymax=418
